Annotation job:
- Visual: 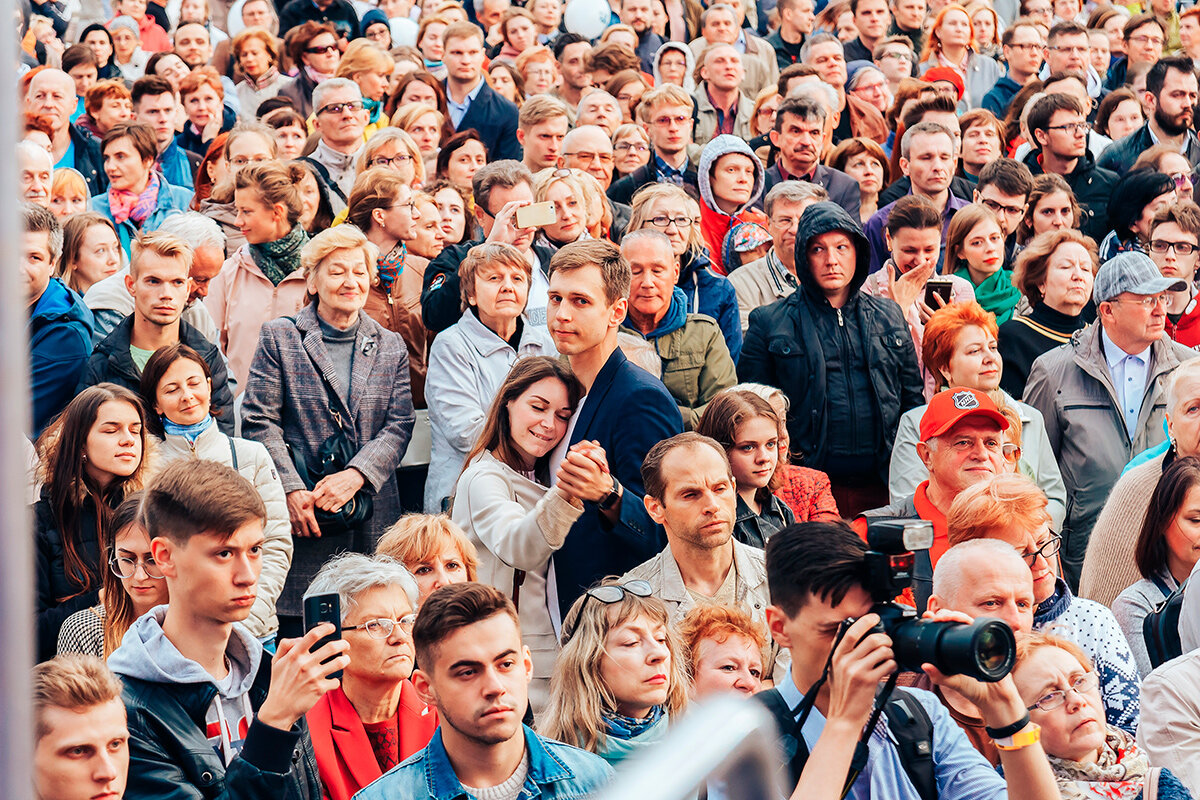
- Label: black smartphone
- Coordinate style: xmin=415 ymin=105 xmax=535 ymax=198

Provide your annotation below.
xmin=302 ymin=592 xmax=343 ymax=680
xmin=924 ymin=278 xmax=953 ymax=308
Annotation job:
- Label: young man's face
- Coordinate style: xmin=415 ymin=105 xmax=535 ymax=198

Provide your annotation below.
xmin=127 ymin=251 xmax=191 ymax=328
xmin=518 ymin=116 xmax=569 ymax=170
xmin=134 ymin=91 xmax=179 ymax=149
xmin=444 ymin=33 xmax=485 ymax=85
xmin=767 ymin=584 xmax=873 ymax=687
xmin=412 ymin=612 xmax=533 ymax=746
xmin=153 ymin=521 xmax=265 ymax=625
xmin=901 ymin=131 xmax=954 ymax=196
xmin=854 ymin=0 xmax=890 ymax=41
xmin=22 ymin=230 xmax=55 ymax=306
xmin=547 ymin=264 xmax=627 ymax=356
xmin=35 ymin=700 xmax=129 ymax=800
xmin=975 ymin=184 xmax=1028 ymax=237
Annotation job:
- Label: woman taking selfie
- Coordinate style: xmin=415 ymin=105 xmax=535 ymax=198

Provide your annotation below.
xmin=36 ymin=384 xmax=150 ymax=661
xmin=452 ymin=356 xmax=613 ymax=711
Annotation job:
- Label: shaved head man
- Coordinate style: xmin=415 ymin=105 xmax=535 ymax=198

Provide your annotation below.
xmin=560 ymin=124 xmax=617 ymax=189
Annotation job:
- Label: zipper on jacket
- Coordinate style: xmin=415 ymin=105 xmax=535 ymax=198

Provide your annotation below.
xmin=836 ymin=307 xmax=844 ymax=327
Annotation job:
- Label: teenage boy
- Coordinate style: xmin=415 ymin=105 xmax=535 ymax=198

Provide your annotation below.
xmin=108 ymin=459 xmax=349 ymax=799
xmin=762 ymin=521 xmax=1062 ymax=799
xmin=355 ymin=583 xmax=613 ymax=799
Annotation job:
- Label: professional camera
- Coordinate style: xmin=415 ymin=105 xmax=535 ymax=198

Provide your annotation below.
xmin=856 ymin=519 xmax=1016 ymax=682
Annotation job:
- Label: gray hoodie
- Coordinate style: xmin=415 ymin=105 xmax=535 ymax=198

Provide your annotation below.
xmin=651 ymin=41 xmax=696 ymax=93
xmin=697 ymin=134 xmax=766 ymax=219
xmin=108 ymin=605 xmax=262 ymax=766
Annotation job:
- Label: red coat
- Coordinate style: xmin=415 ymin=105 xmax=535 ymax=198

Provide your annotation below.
xmin=306 ymin=682 xmax=438 ymax=800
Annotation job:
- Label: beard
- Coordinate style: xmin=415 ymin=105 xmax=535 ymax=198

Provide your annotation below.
xmin=1155 ymin=104 xmax=1193 ymax=137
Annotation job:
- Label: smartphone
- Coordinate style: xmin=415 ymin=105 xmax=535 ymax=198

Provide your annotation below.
xmin=302 ymin=593 xmax=343 ymax=680
xmin=515 ymin=201 xmax=556 ymax=229
xmin=924 ymin=278 xmax=954 ymax=308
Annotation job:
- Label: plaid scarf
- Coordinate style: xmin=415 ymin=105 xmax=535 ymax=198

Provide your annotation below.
xmin=109 ymin=171 xmax=160 ymax=226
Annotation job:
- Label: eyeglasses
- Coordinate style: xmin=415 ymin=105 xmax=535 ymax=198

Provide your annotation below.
xmin=563 ymin=151 xmax=614 ymax=164
xmin=1170 ymin=172 xmax=1198 ymax=189
xmin=230 ymin=156 xmax=271 ymax=167
xmin=881 ymin=50 xmax=911 ymax=60
xmin=1046 ymin=121 xmax=1090 ymax=134
xmin=1027 ymin=671 xmax=1099 ymax=712
xmin=391 ymin=200 xmax=418 ymax=213
xmin=980 ymin=198 xmax=1025 ymax=217
xmin=1002 ymin=443 xmax=1022 ymax=462
xmin=614 ymin=142 xmax=649 ymax=153
xmin=585 ymin=580 xmax=653 ymax=604
xmin=342 ymin=614 xmax=418 ymax=639
xmin=1021 ymin=533 xmax=1061 ymax=567
xmin=305 ymin=43 xmax=339 ymax=55
xmin=1150 ymin=239 xmax=1199 ymax=256
xmin=370 ymin=153 xmax=415 ymax=167
xmin=1007 ymin=42 xmax=1042 ymax=51
xmin=652 ymin=114 xmax=691 ymax=127
xmin=649 ymin=215 xmax=695 ymax=229
xmin=317 ymin=100 xmax=364 ymax=116
xmin=1128 ymin=34 xmax=1164 ymax=47
xmin=1114 ymin=293 xmax=1169 ymax=309
xmin=110 ymin=555 xmax=165 ymax=580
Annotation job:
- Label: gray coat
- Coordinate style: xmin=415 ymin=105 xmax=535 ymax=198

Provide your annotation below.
xmin=1022 ymin=323 xmax=1197 ymax=587
xmin=241 ymin=303 xmax=415 ymax=615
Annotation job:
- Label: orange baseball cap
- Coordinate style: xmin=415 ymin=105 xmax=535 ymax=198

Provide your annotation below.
xmin=919 ymin=387 xmax=1009 ymax=442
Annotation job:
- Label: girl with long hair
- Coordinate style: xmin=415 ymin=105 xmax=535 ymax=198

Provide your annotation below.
xmin=945 ymin=204 xmax=1020 ymax=323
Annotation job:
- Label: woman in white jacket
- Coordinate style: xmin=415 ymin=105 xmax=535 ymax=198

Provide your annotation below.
xmin=451 ymin=356 xmax=613 ymax=712
xmin=139 ymin=342 xmax=293 ymax=644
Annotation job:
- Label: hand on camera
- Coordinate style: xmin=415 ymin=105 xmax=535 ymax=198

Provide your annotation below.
xmin=257 ymin=623 xmax=350 ymax=731
xmin=920 ymin=609 xmax=1026 ymax=727
xmin=825 ymin=614 xmax=897 ymax=733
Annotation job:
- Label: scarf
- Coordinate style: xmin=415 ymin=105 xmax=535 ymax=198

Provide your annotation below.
xmin=602 ymin=705 xmax=665 ymax=740
xmin=250 ymin=226 xmax=308 ymax=286
xmin=161 ymin=414 xmax=214 ymax=444
xmin=596 ymin=706 xmax=668 ymax=766
xmin=1048 ymin=728 xmax=1151 ymax=800
xmin=362 ymin=96 xmax=382 ymax=125
xmin=304 ymin=65 xmax=334 ymax=84
xmin=424 ymin=58 xmax=444 ymax=72
xmin=248 ymin=66 xmax=280 ymax=91
xmin=109 ymin=171 xmax=160 ymax=226
xmin=953 ymin=266 xmax=1021 ymax=324
xmin=377 ymin=242 xmax=406 ymax=293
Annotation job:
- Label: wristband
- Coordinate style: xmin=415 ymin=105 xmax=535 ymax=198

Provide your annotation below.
xmin=985 ymin=711 xmax=1031 ymax=740
xmin=993 ymin=723 xmax=1041 ymax=751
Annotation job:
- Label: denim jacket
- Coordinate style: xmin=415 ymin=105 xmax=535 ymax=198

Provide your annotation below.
xmin=353 ymin=725 xmax=613 ymax=800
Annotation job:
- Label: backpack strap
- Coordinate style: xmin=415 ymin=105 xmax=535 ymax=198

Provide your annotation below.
xmin=883 ymin=690 xmax=937 ymax=800
xmin=1149 ymin=572 xmax=1174 ymax=597
xmin=300 ymin=156 xmax=347 ymax=205
xmin=754 ymin=688 xmax=810 ymax=786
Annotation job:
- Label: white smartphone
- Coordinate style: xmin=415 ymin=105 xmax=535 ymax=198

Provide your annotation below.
xmin=515 ymin=201 xmax=556 ymax=229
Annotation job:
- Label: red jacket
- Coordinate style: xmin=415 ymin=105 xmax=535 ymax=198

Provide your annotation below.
xmin=1167 ymin=298 xmax=1200 ymax=348
xmin=306 ymin=682 xmax=438 ymax=800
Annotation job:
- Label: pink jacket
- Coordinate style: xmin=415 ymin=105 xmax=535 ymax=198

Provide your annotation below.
xmin=206 ymin=245 xmax=308 ymax=392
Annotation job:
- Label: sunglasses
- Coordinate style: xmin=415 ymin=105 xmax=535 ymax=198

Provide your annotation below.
xmin=560 ymin=580 xmax=654 ymax=644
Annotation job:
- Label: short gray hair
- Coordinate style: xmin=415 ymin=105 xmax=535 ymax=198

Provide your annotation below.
xmin=701 ymin=2 xmax=737 ymax=26
xmin=787 ymin=80 xmax=838 ymax=113
xmin=764 ymin=180 xmax=829 ymax=217
xmin=900 ymin=120 xmax=954 ymax=159
xmin=1167 ymin=358 xmax=1200 ymax=412
xmin=311 ymin=77 xmax=362 ymax=114
xmin=18 ymin=140 xmax=53 ymax=170
xmin=931 ymin=539 xmax=1029 ymax=605
xmin=620 ymin=228 xmax=674 ymax=258
xmin=800 ymin=31 xmax=842 ymax=63
xmin=157 ymin=212 xmax=225 ymax=254
xmin=304 ymin=553 xmax=420 ymax=623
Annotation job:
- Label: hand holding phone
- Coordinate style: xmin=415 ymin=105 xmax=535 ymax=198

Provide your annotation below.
xmin=303 ymin=593 xmax=344 ymax=680
xmin=515 ymin=201 xmax=556 ymax=229
xmin=257 ymin=621 xmax=349 ymax=731
xmin=924 ymin=278 xmax=953 ymax=309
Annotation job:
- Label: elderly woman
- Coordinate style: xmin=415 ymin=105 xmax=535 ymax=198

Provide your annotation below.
xmin=889 ymin=301 xmax=1067 ymax=526
xmin=998 ymin=229 xmax=1097 ymax=398
xmin=304 ymin=553 xmax=438 ymax=800
xmin=90 ymin=122 xmax=192 ymax=257
xmin=278 ymin=21 xmax=340 ymax=118
xmin=828 ymin=137 xmax=890 ymax=224
xmin=424 ymin=243 xmax=555 ymax=512
xmin=678 ymin=604 xmax=767 ymax=698
xmin=619 ymin=230 xmax=737 ymax=429
xmin=232 ymin=27 xmax=287 ymax=116
xmin=408 ymin=191 xmax=445 ymax=261
xmin=1012 ymin=633 xmax=1193 ymax=800
xmin=357 ymin=128 xmax=425 ymax=189
xmin=335 ymin=39 xmax=394 ymax=137
xmin=242 ymin=225 xmax=415 ymax=637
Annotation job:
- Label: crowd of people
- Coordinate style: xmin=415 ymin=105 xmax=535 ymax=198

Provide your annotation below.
xmin=21 ymin=0 xmax=1200 ymax=795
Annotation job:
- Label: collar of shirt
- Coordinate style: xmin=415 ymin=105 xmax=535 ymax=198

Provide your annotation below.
xmin=777 ymin=161 xmax=818 ymax=184
xmin=766 ymin=249 xmax=799 ymax=293
xmin=1147 ymin=124 xmax=1192 ymax=154
xmin=1100 ymin=325 xmax=1151 ymax=372
xmin=447 ymin=78 xmax=484 ymax=119
xmin=655 ymin=152 xmax=686 ymax=179
xmin=735 ymin=29 xmax=747 ymax=53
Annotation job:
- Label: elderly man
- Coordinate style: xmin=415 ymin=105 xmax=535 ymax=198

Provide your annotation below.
xmin=693 ymin=43 xmax=755 ymax=144
xmin=1025 ymin=252 xmax=1198 ymax=588
xmin=303 ymin=78 xmax=367 ymax=209
xmin=575 ymin=90 xmax=623 ymax=137
xmin=764 ymin=93 xmax=861 ymax=215
xmin=20 ymin=141 xmax=53 ymax=208
xmin=688 ymin=2 xmax=778 ymax=96
xmin=26 ymin=69 xmax=105 ymax=195
xmin=801 ymin=32 xmax=887 ymax=145
xmin=560 ymin=125 xmax=632 ymax=239
xmin=608 ymin=84 xmax=700 ymax=205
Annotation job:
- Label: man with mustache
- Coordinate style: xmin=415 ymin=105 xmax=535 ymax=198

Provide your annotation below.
xmin=763 ymin=94 xmax=861 ymax=219
xmin=1100 ymin=55 xmax=1200 ymax=174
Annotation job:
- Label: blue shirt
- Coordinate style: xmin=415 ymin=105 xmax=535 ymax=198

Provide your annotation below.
xmin=446 ymin=78 xmax=484 ymax=129
xmin=655 ymin=153 xmax=687 ymax=185
xmin=1101 ymin=326 xmax=1151 ymax=439
xmin=54 ymin=137 xmax=75 ymax=171
xmin=774 ymin=666 xmax=1009 ymax=800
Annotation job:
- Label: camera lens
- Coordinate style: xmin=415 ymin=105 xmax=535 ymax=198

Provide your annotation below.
xmin=887 ymin=617 xmax=1016 ymax=682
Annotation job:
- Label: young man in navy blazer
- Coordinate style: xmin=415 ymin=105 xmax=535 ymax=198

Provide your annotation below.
xmin=441 ymin=21 xmax=521 ymax=162
xmin=545 ymin=239 xmax=684 ymax=619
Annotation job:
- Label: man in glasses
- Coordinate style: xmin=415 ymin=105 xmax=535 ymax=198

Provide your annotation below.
xmin=356 ymin=583 xmax=612 ymax=799
xmin=1100 ymin=56 xmax=1200 ymax=175
xmin=1040 ymin=23 xmax=1104 ymax=102
xmin=763 ymin=94 xmax=860 ymax=217
xmin=559 ymin=125 xmax=634 ymax=240
xmin=982 ymin=20 xmax=1045 ymax=119
xmin=607 ymin=84 xmax=700 ymax=206
xmin=1025 ymin=252 xmax=1197 ymax=588
xmin=305 ymin=78 xmax=369 ymax=209
xmin=1145 ymin=201 xmax=1200 ymax=346
xmin=973 ymin=159 xmax=1034 ymax=265
xmin=1024 ymin=93 xmax=1118 ymax=242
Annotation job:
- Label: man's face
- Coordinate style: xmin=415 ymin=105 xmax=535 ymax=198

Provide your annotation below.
xmin=767 ymin=199 xmax=806 ymax=269
xmin=1127 ymin=21 xmax=1165 ymax=66
xmin=128 ymin=251 xmax=191 ymax=328
xmin=481 ymin=182 xmax=536 ymax=250
xmin=20 ymin=149 xmax=52 ymax=207
xmin=885 ymin=225 xmax=940 ymax=273
xmin=891 ymin=0 xmax=925 ymax=29
xmin=174 ymin=23 xmax=212 ymax=68
xmin=1149 ymin=220 xmax=1200 ymax=283
xmin=767 ymin=584 xmax=873 ymax=688
xmin=22 ymin=230 xmax=55 ymax=306
xmin=411 ymin=613 xmax=532 ymax=747
xmin=975 ymin=184 xmax=1028 ymax=237
xmin=152 ymin=521 xmax=264 ymax=626
xmin=519 ymin=116 xmax=568 ymax=171
xmin=918 ymin=418 xmax=1004 ymax=498
xmin=700 ymin=45 xmax=743 ymax=92
xmin=806 ymin=42 xmax=848 ymax=87
xmin=807 ymin=230 xmax=857 ymax=295
xmin=854 ymin=0 xmax=890 ymax=41
xmin=1044 ymin=78 xmax=1090 ymax=118
xmin=67 ymin=62 xmax=99 ymax=99
xmin=135 ymin=91 xmax=179 ymax=149
xmin=28 ymin=71 xmax=75 ymax=133
xmin=901 ymin=131 xmax=954 ymax=196
xmin=547 ymin=264 xmax=627 ymax=356
xmin=931 ymin=553 xmax=1035 ymax=635
xmin=644 ymin=102 xmax=694 ymax=157
xmin=242 ymin=0 xmax=272 ymax=28
xmin=1100 ymin=292 xmax=1169 ymax=352
xmin=771 ymin=111 xmax=822 ymax=174
xmin=922 ymin=111 xmax=961 ymax=152
xmin=313 ymin=87 xmax=367 ymax=149
xmin=703 ymin=8 xmax=738 ymax=44
xmin=1182 ymin=15 xmax=1200 ymax=53
xmin=1036 ymin=108 xmax=1088 ymax=161
xmin=444 ymin=33 xmax=485 ymax=84
xmin=622 ymin=0 xmax=654 ymax=33
xmin=479 ymin=0 xmax=508 ymax=31
xmin=561 ymin=126 xmax=616 ymax=188
xmin=625 ymin=236 xmax=681 ymax=322
xmin=1045 ymin=31 xmax=1087 ymax=73
xmin=34 ymin=700 xmax=129 ymax=800
xmin=875 ymin=43 xmax=913 ymax=82
xmin=189 ymin=245 xmax=224 ymax=303
xmin=558 ymin=41 xmax=593 ymax=91
xmin=576 ymin=93 xmax=622 ymax=136
xmin=1152 ymin=67 xmax=1199 ymax=137
xmin=644 ymin=444 xmax=737 ymax=552
xmin=1005 ymin=25 xmax=1045 ymax=75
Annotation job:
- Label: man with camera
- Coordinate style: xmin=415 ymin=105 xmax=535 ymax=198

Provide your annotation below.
xmin=763 ymin=521 xmax=1060 ymax=800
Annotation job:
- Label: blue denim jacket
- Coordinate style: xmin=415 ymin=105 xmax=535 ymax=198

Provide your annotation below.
xmin=353 ymin=725 xmax=613 ymax=800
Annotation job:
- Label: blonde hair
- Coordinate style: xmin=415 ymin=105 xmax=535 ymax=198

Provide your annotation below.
xmin=946 ymin=473 xmax=1052 ymax=547
xmin=300 ymin=225 xmax=379 ymax=291
xmin=335 ymin=38 xmax=394 ymax=79
xmin=629 ymin=183 xmax=706 ymax=255
xmin=636 ymin=83 xmax=694 ymax=123
xmin=375 ymin=513 xmax=479 ymax=579
xmin=1014 ymin=632 xmax=1093 ymax=684
xmin=533 ymin=166 xmax=587 ymax=211
xmin=519 ymin=94 xmax=570 ymax=129
xmin=33 ymin=655 xmax=124 ymax=741
xmin=356 ymin=129 xmax=426 ymax=185
xmin=392 ymin=101 xmax=445 ymax=132
xmin=51 ymin=166 xmax=88 ymax=206
xmin=231 ymin=26 xmax=279 ymax=65
xmin=130 ymin=229 xmax=193 ymax=278
xmin=539 ymin=580 xmax=689 ymax=751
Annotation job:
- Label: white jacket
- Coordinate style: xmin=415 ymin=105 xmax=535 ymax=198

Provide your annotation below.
xmin=156 ymin=424 xmax=293 ymax=638
xmin=451 ymin=450 xmax=582 ymax=714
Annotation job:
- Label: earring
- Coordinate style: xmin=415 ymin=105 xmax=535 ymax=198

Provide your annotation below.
xmin=81 ymin=453 xmax=87 ymax=462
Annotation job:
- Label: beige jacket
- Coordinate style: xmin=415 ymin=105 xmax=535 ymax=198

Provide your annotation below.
xmin=692 ymin=83 xmax=756 ymax=147
xmin=728 ymin=250 xmax=798 ymax=332
xmin=688 ymin=33 xmax=780 ymax=98
xmin=1138 ymin=650 xmax=1200 ymax=797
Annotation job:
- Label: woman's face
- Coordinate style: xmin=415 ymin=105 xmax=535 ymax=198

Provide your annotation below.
xmin=600 ymin=610 xmax=672 ymax=719
xmin=709 ymin=153 xmax=756 ymax=209
xmin=180 ymin=0 xmax=207 ymax=21
xmin=641 ymin=196 xmax=689 ymax=257
xmin=70 ymin=223 xmax=122 ymax=290
xmin=273 ymin=123 xmax=307 ymax=161
xmin=728 ymin=415 xmax=779 ymax=492
xmin=1013 ymin=647 xmax=1105 ymax=763
xmin=614 ymin=79 xmax=645 ymax=124
xmin=406 ymin=111 xmax=441 ymax=155
xmin=1103 ymin=15 xmax=1127 ymax=54
xmin=971 ymin=9 xmax=994 ymax=44
xmin=1030 ymin=191 xmax=1075 ymax=235
xmin=208 ymin=153 xmax=231 ymax=189
xmin=409 ymin=198 xmax=445 ymax=259
xmin=754 ymin=94 xmax=780 ymax=136
xmin=183 ymin=83 xmax=222 ymax=131
xmin=401 ymin=80 xmax=438 ymax=109
xmin=995 ymin=518 xmax=1059 ymax=602
xmin=419 ymin=22 xmax=447 ymax=62
xmin=1168 ymin=373 xmax=1200 ymax=458
xmin=658 ymin=49 xmax=688 ymax=87
xmin=522 ymin=58 xmax=557 ymax=95
xmin=434 ymin=187 xmax=467 ymax=242
xmin=531 ymin=0 xmax=561 ymax=31
xmin=959 ymin=217 xmax=1005 ymax=277
xmin=367 ymin=139 xmax=417 ymax=185
xmin=469 ymin=259 xmax=529 ymax=324
xmin=308 ymin=248 xmax=371 ymax=318
xmin=505 ymin=16 xmax=536 ymax=51
xmin=1164 ymin=483 xmax=1200 ymax=578
xmin=155 ymin=356 xmax=212 ymax=426
xmin=84 ymin=400 xmax=142 ymax=488
xmin=1135 ymin=190 xmax=1178 ymax=239
xmin=487 ymin=65 xmax=519 ymax=103
xmin=342 ymin=584 xmax=416 ymax=685
xmin=234 ymin=187 xmax=285 ymax=244
xmin=1038 ymin=241 xmax=1094 ymax=313
xmin=113 ymin=523 xmax=167 ymax=615
xmin=1052 ymin=0 xmax=1078 ymax=20
xmin=690 ymin=634 xmax=763 ymax=698
xmin=613 ymin=133 xmax=650 ymax=176
xmin=842 ymin=151 xmax=885 ymax=197
xmin=543 ymin=180 xmax=585 ymax=244
xmin=111 ymin=28 xmax=138 ymax=61
xmin=963 ymin=123 xmax=1002 ymax=170
xmin=506 ymin=376 xmax=572 ymax=466
xmin=50 ymin=183 xmax=89 ymax=220
xmin=302 ymin=32 xmax=340 ymax=73
xmin=445 ymin=140 xmax=487 ymax=190
xmin=84 ymin=30 xmax=113 ymax=64
xmin=237 ymin=36 xmax=272 ymax=79
xmin=102 ymin=136 xmax=151 ymax=192
xmin=938 ymin=9 xmax=972 ymax=49
xmin=354 ymin=68 xmax=391 ymax=102
xmin=942 ymin=324 xmax=1002 ymax=391
xmin=1160 ymin=153 xmax=1194 ymax=202
xmin=407 ymin=547 xmax=469 ymax=603
xmin=297 ymin=171 xmax=321 ymax=229
xmin=1106 ymin=99 xmax=1143 ymax=142
xmin=365 ymin=22 xmax=392 ymax=48
xmin=96 ymin=96 xmax=133 ymax=132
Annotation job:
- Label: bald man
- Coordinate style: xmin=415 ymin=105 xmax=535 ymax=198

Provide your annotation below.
xmin=25 ymin=70 xmax=106 ymax=194
xmin=560 ymin=125 xmax=632 ymax=240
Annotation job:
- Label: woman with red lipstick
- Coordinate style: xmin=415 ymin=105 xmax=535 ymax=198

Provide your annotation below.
xmin=540 ymin=580 xmax=688 ymax=766
xmin=1012 ymin=633 xmax=1194 ymax=800
xmin=947 ymin=204 xmax=1021 ymax=324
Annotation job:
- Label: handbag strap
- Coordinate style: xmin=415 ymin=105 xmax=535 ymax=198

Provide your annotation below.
xmin=283 ymin=315 xmax=350 ymax=433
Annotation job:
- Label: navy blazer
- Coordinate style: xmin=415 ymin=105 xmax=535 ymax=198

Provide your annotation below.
xmin=449 ymin=79 xmax=521 ymax=162
xmin=553 ymin=348 xmax=683 ymax=617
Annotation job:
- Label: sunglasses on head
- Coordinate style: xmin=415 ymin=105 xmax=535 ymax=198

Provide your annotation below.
xmin=560 ymin=580 xmax=654 ymax=644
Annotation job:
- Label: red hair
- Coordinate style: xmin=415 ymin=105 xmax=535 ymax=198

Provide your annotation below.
xmin=179 ymin=65 xmax=224 ymax=100
xmin=677 ymin=604 xmax=767 ymax=680
xmin=920 ymin=4 xmax=976 ymax=63
xmin=921 ymin=301 xmax=998 ymax=387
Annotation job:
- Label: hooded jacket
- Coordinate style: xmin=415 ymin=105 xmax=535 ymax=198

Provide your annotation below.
xmin=738 ymin=202 xmax=924 ymax=480
xmin=109 ymin=607 xmax=322 ymax=800
xmin=679 ymin=249 xmax=742 ymax=362
xmin=652 ymin=41 xmax=695 ymax=92
xmin=697 ymin=135 xmax=768 ymax=276
xmin=29 ymin=277 xmax=94 ymax=437
xmin=1021 ymin=148 xmax=1119 ymax=244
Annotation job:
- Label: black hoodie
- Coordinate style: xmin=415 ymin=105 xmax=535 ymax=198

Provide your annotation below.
xmin=738 ymin=202 xmax=924 ymax=482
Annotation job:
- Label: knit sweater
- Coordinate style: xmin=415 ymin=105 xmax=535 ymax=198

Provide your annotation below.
xmin=1078 ymin=453 xmax=1168 ymax=608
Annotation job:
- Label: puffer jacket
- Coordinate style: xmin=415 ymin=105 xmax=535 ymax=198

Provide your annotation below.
xmin=1022 ymin=148 xmax=1119 ymax=244
xmin=156 ymin=424 xmax=293 ymax=638
xmin=738 ymin=202 xmax=924 ymax=480
xmin=697 ymin=134 xmax=768 ymax=276
xmin=1022 ymin=323 xmax=1198 ymax=585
